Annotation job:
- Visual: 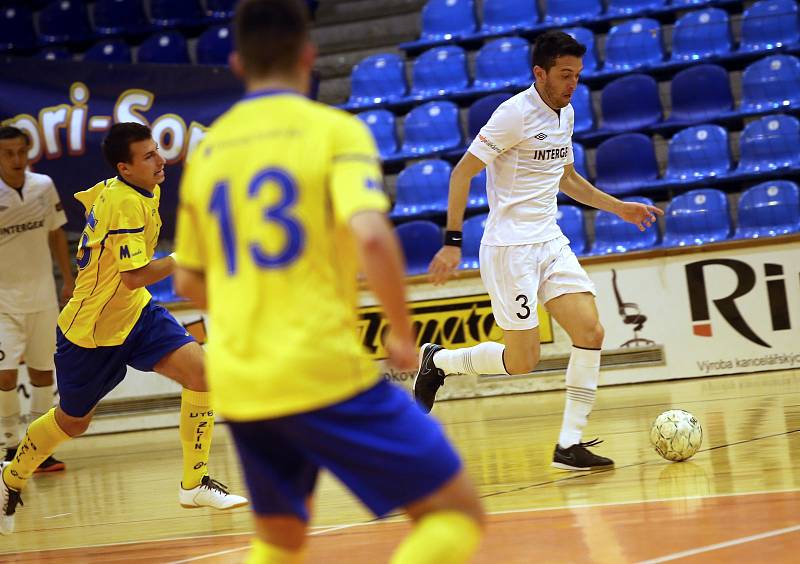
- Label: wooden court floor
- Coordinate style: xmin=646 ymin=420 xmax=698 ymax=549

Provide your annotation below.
xmin=2 ymin=368 xmax=799 ymax=562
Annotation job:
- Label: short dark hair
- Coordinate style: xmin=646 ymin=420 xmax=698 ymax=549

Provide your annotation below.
xmin=0 ymin=126 xmax=30 ymax=145
xmin=234 ymin=0 xmax=310 ymax=78
xmin=532 ymin=31 xmax=587 ymax=72
xmin=102 ymin=122 xmax=153 ymax=171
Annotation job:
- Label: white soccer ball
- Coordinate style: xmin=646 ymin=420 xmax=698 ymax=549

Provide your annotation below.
xmin=650 ymin=409 xmax=703 ymax=462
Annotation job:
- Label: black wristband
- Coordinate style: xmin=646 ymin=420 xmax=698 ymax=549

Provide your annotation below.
xmin=444 ymin=230 xmax=463 ymax=248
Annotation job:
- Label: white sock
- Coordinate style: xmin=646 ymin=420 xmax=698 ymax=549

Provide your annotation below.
xmin=433 ymin=342 xmax=508 ymax=376
xmin=559 ymin=346 xmax=601 ymax=448
xmin=30 ymin=382 xmax=55 ymax=421
xmin=0 ymin=388 xmax=21 ymax=447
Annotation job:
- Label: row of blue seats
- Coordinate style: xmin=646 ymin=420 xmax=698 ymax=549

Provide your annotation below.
xmin=357 ymin=55 xmax=800 ymax=163
xmin=30 ymin=27 xmax=233 ymax=65
xmin=0 ymin=0 xmax=237 ymax=51
xmin=400 ymin=0 xmax=780 ymax=53
xmin=345 ymin=6 xmax=800 ymax=111
xmin=397 ymin=181 xmax=800 ymax=275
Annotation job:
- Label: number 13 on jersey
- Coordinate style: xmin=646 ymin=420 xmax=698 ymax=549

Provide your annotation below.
xmin=209 ymin=167 xmax=305 ymax=275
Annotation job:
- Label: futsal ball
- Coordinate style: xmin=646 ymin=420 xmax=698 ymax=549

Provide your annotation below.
xmin=650 ymin=409 xmax=703 ymax=462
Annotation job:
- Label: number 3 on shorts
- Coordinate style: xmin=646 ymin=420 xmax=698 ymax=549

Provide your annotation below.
xmin=515 ymin=294 xmax=530 ymax=320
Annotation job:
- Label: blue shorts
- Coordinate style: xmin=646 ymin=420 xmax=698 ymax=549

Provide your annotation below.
xmin=55 ymin=300 xmax=195 ymax=417
xmin=228 ymin=380 xmax=462 ymax=521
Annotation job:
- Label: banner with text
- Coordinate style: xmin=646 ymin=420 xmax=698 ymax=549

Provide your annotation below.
xmin=0 ymin=59 xmax=243 ymax=238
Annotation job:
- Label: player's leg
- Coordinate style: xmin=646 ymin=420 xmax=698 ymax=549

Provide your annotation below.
xmin=1 ymin=327 xmax=128 ymax=535
xmin=19 ymin=308 xmax=65 ymax=472
xmin=131 ymin=303 xmax=246 ymax=509
xmin=540 ymin=239 xmax=612 ymax=470
xmin=0 ymin=313 xmax=25 ymax=451
xmin=297 ymin=380 xmax=484 ymax=563
xmin=414 ymin=244 xmax=540 ymax=412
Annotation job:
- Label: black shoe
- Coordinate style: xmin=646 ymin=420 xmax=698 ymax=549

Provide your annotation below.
xmin=413 ymin=343 xmax=446 ymax=413
xmin=4 ymin=447 xmax=65 ymax=473
xmin=552 ymin=439 xmax=614 ymax=471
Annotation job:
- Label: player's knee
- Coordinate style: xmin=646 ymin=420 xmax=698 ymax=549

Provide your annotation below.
xmin=0 ymin=370 xmax=17 ymax=391
xmin=504 ymin=351 xmax=539 ymax=375
xmin=585 ymin=322 xmax=604 ymax=348
xmin=55 ymin=408 xmax=92 ymax=437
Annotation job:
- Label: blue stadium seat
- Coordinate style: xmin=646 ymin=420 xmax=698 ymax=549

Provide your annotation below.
xmin=736 ymin=114 xmax=800 ymax=174
xmin=572 ymin=84 xmax=595 ymax=134
xmin=38 ymin=47 xmax=72 ymax=61
xmin=573 ymin=142 xmax=589 ymax=179
xmin=671 ymin=0 xmax=713 ymax=5
xmin=93 ymin=0 xmax=150 ymax=37
xmin=664 ymin=125 xmax=731 ymax=182
xmin=392 ymin=160 xmax=451 ymax=219
xmin=741 ymin=55 xmax=800 ymax=113
xmin=83 ymin=39 xmax=132 ymax=63
xmin=662 ymin=189 xmax=730 ymax=247
xmin=556 ymin=206 xmax=588 ymax=255
xmin=543 ymin=0 xmax=602 ymax=25
xmin=467 ymin=170 xmax=488 ymax=210
xmin=410 ymin=46 xmax=470 ymax=100
xmin=595 ymin=134 xmax=659 ymax=195
xmin=479 ymin=0 xmax=539 ymax=36
xmin=562 ymin=28 xmax=598 ymax=75
xmin=396 ymin=221 xmax=442 ymax=276
xmin=666 ymin=64 xmax=733 ymax=123
xmin=670 ymin=9 xmax=732 ymax=64
xmin=606 ymin=0 xmax=666 ymax=17
xmin=418 ymin=0 xmax=478 ymax=42
xmin=740 ymin=0 xmax=800 ymax=52
xmin=38 ymin=0 xmax=93 ymax=45
xmin=735 ymin=180 xmax=800 ymax=238
xmin=401 ymin=101 xmax=463 ymax=156
xmin=137 ymin=31 xmax=191 ymax=64
xmin=346 ymin=54 xmax=408 ymax=109
xmin=206 ymin=0 xmax=236 ymax=21
xmin=592 ymin=196 xmax=660 ymax=254
xmin=461 ymin=213 xmax=488 ymax=269
xmin=468 ymin=93 xmax=512 ymax=139
xmin=150 ymin=0 xmax=205 ymax=29
xmin=604 ymin=18 xmax=665 ymax=72
xmin=600 ymin=74 xmax=662 ymax=132
xmin=0 ymin=6 xmax=36 ymax=52
xmin=472 ymin=37 xmax=532 ymax=91
xmin=357 ymin=110 xmax=399 ymax=160
xmin=197 ymin=25 xmax=232 ymax=65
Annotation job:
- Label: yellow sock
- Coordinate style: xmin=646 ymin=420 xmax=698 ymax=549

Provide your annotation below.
xmin=391 ymin=511 xmax=482 ymax=564
xmin=3 ymin=408 xmax=70 ymax=491
xmin=246 ymin=539 xmax=304 ymax=564
xmin=179 ymin=388 xmax=214 ymax=489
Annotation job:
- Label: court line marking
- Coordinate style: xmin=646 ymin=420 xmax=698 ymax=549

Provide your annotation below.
xmin=9 ymin=488 xmax=798 ymax=560
xmin=638 ymin=524 xmax=800 ymax=563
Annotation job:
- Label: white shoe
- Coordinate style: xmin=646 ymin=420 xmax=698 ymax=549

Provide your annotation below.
xmin=0 ymin=461 xmax=22 ymax=535
xmin=179 ymin=475 xmax=248 ymax=510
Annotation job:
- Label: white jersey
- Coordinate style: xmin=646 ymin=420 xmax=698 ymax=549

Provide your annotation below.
xmin=0 ymin=171 xmax=66 ymax=313
xmin=468 ymin=83 xmax=574 ymax=246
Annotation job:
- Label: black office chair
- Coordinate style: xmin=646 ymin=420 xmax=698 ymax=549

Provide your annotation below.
xmin=612 ymin=269 xmax=655 ymax=348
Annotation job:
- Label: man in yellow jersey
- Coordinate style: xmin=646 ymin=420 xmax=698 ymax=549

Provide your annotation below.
xmin=0 ymin=123 xmax=247 ymax=536
xmin=173 ymin=1 xmax=484 ymax=563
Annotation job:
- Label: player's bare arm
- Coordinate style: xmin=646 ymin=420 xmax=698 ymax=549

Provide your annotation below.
xmin=350 ymin=210 xmax=416 ymax=370
xmin=428 ymin=152 xmax=486 ymax=286
xmin=559 ymin=163 xmax=663 ymax=231
xmin=120 ymin=254 xmax=177 ymax=290
xmin=174 ymin=267 xmax=206 ymax=309
xmin=48 ymin=227 xmax=74 ymax=305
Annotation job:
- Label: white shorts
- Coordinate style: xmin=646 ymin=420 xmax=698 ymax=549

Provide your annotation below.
xmin=479 ymin=235 xmax=596 ymax=331
xmin=0 ymin=309 xmax=58 ymax=371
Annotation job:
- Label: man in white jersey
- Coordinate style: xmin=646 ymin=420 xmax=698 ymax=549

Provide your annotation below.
xmin=0 ymin=127 xmax=73 ymax=472
xmin=414 ymin=32 xmax=663 ymax=471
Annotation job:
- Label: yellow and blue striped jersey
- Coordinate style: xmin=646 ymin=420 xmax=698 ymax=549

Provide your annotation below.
xmin=58 ymin=177 xmax=161 ymax=347
xmin=175 ymin=91 xmax=389 ymax=421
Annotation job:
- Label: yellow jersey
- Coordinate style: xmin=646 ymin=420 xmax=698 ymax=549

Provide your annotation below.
xmin=175 ymin=90 xmax=389 ymax=421
xmin=58 ymin=176 xmax=161 ymax=347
